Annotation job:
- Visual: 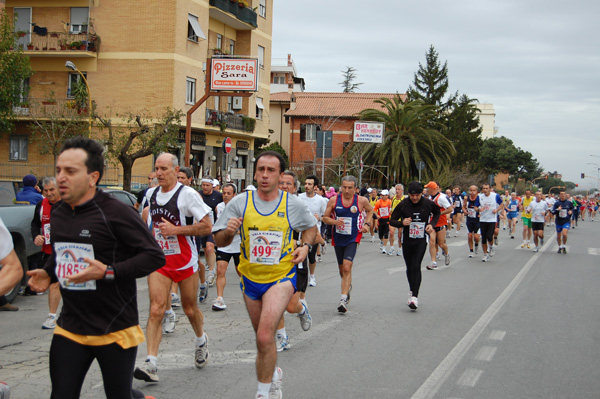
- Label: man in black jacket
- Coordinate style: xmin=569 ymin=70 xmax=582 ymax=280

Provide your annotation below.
xmin=27 ymin=136 xmax=165 ymax=399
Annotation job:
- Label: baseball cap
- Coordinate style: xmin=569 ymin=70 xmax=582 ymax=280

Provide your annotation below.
xmin=212 ymin=179 xmax=220 ymax=187
xmin=23 ymin=174 xmax=37 ymax=187
xmin=407 ymin=181 xmax=423 ymax=194
xmin=381 ymin=189 xmax=389 ymax=195
xmin=367 ymin=188 xmax=373 ymax=193
xmin=424 ymin=181 xmax=438 ymax=190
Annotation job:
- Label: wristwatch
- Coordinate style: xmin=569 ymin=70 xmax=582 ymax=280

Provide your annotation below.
xmin=104 ymin=265 xmax=115 ymax=282
xmin=365 ymin=222 xmax=371 ymax=226
xmin=302 ymin=243 xmax=313 ymax=252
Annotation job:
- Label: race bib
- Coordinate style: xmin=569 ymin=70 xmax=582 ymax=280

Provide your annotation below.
xmin=379 ymin=207 xmax=389 ymax=218
xmin=43 ymin=224 xmax=51 ymax=245
xmin=510 ymin=205 xmax=517 ymax=212
xmin=409 ymin=222 xmax=425 ymax=239
xmin=532 ymin=213 xmax=545 ymax=223
xmin=154 ymin=227 xmax=181 ymax=255
xmin=559 ymin=209 xmax=567 ymax=218
xmin=454 ymin=201 xmax=460 ymax=208
xmin=249 ymin=230 xmax=283 ymax=265
xmin=54 ymin=242 xmax=96 ymax=291
xmin=467 ymin=208 xmax=476 ymax=218
xmin=335 ymin=217 xmax=353 ymax=235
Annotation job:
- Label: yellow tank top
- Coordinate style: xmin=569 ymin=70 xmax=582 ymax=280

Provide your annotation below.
xmin=369 ymin=197 xmax=377 ymax=208
xmin=239 ymin=191 xmax=295 ymax=283
xmin=522 ymin=196 xmax=533 ymax=218
xmin=391 ymin=196 xmax=405 ymax=211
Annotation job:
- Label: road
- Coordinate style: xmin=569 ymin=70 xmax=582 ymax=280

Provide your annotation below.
xmin=1 ymin=220 xmax=599 ymax=399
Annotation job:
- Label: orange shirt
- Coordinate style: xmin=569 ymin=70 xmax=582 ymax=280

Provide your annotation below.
xmin=374 ymin=198 xmax=392 ymax=219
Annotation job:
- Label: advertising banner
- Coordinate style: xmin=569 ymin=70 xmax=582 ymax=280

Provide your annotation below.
xmin=210 ymin=58 xmax=258 ymax=91
xmin=353 ymin=121 xmax=385 ymax=143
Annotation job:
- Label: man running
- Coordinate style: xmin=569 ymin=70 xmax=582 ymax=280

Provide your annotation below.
xmin=529 ymin=191 xmax=548 ymax=252
xmin=135 ymin=153 xmax=212 ymax=383
xmin=424 ymin=181 xmax=453 ymax=269
xmin=520 ymin=189 xmax=534 ymax=248
xmin=298 ymin=175 xmax=327 ymax=287
xmin=389 ymin=181 xmax=440 ymax=310
xmin=463 ymin=185 xmax=481 ymax=258
xmin=213 ymin=151 xmax=317 ymax=399
xmin=199 ymin=175 xmax=223 ymax=287
xmin=389 ymin=184 xmax=405 ymax=256
xmin=27 ymin=136 xmax=165 ymax=399
xmin=551 ymin=190 xmax=574 ymax=254
xmin=31 ymin=177 xmax=63 ymax=329
xmin=322 ymin=175 xmax=373 ymax=313
xmin=451 ymin=186 xmax=464 ymax=237
xmin=373 ymin=189 xmax=393 ymax=255
xmin=504 ymin=192 xmax=520 ymax=239
xmin=367 ymin=188 xmax=378 ymax=241
xmin=478 ymin=184 xmax=503 ymax=262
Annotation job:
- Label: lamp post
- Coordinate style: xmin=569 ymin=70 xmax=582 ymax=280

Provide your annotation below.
xmin=65 ymin=61 xmax=92 ymax=135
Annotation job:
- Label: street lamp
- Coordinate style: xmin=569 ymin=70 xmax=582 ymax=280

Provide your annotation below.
xmin=65 ymin=61 xmax=92 ymax=135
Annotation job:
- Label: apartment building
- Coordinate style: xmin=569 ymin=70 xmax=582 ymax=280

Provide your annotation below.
xmin=2 ymin=0 xmax=272 ymax=189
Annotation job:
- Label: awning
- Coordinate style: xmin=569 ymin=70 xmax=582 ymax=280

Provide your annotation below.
xmin=256 ymin=97 xmax=264 ymax=109
xmin=188 ymin=14 xmax=206 ymax=40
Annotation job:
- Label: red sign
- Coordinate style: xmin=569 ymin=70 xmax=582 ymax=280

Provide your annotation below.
xmin=224 ymin=137 xmax=232 ymax=154
xmin=210 ymin=58 xmax=258 ymax=91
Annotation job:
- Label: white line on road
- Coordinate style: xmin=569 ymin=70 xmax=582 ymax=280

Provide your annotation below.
xmin=588 ymin=248 xmax=600 ymax=255
xmin=386 ymin=266 xmax=406 ymax=275
xmin=474 ymin=346 xmax=497 ymax=362
xmin=456 ymin=369 xmax=483 ymax=387
xmin=488 ymin=330 xmax=506 ymax=341
xmin=410 ymin=233 xmax=555 ymax=399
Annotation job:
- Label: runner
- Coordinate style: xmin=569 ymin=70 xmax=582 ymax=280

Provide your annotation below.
xmin=212 ymin=151 xmax=317 ymax=399
xmin=463 ymin=185 xmax=481 ymax=258
xmin=134 ymin=153 xmax=213 ymax=383
xmin=478 ymin=183 xmax=503 ymax=262
xmin=30 ymin=177 xmax=63 ymax=329
xmin=322 ymin=175 xmax=373 ymax=313
xmin=199 ymin=175 xmax=223 ymax=287
xmin=373 ymin=189 xmax=393 ymax=255
xmin=367 ymin=188 xmax=378 ymax=242
xmin=212 ymin=183 xmax=241 ymax=311
xmin=545 ymin=193 xmax=556 ymax=226
xmin=27 ymin=136 xmax=165 ymax=399
xmin=520 ymin=189 xmax=534 ymax=248
xmin=135 ymin=171 xmax=157 ymax=210
xmin=389 ymin=184 xmax=405 ymax=256
xmin=451 ymin=186 xmax=464 ymax=237
xmin=424 ymin=181 xmax=454 ymax=269
xmin=298 ymin=175 xmax=327 ymax=287
xmin=0 ymin=217 xmax=23 ymax=298
xmin=551 ymin=190 xmax=574 ymax=254
xmin=389 ymin=181 xmax=440 ymax=310
xmin=504 ymin=192 xmax=520 ymax=239
xmin=529 ymin=191 xmax=548 ymax=252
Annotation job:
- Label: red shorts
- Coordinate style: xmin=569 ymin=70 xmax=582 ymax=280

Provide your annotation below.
xmin=157 ymin=264 xmax=197 ymax=283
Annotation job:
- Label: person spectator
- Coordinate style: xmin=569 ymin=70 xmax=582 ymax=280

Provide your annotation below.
xmin=16 ymin=174 xmax=43 ymax=205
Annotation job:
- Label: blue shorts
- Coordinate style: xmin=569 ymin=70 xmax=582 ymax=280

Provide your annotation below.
xmin=334 ymin=242 xmax=358 ymax=265
xmin=507 ymin=212 xmax=518 ymax=219
xmin=240 ymin=266 xmax=297 ymax=300
xmin=556 ymin=222 xmax=570 ymax=232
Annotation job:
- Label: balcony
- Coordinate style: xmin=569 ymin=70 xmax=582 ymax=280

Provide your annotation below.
xmin=209 ymin=0 xmax=258 ymax=30
xmin=206 ymin=109 xmax=255 ymax=133
xmin=12 ymin=98 xmax=86 ymax=119
xmin=14 ymin=32 xmax=98 ymax=58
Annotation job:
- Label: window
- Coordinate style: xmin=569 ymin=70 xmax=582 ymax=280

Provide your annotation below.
xmin=70 ymin=7 xmax=89 ymax=33
xmin=9 ymin=135 xmax=28 ymax=161
xmin=229 ymin=40 xmax=235 ymax=55
xmin=67 ymin=72 xmax=86 ymax=98
xmin=259 ymin=0 xmax=266 ymax=18
xmin=300 ymin=124 xmax=320 ymax=142
xmin=187 ymin=14 xmax=206 ymax=42
xmin=284 ymin=108 xmax=289 ymax=124
xmin=258 ymin=45 xmax=265 ymax=69
xmin=186 ymin=77 xmax=196 ymax=104
xmin=216 ymin=34 xmax=222 ymax=50
xmin=256 ymin=97 xmax=264 ymax=120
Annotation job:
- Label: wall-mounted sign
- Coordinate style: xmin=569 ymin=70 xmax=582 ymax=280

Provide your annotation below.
xmin=210 ymin=58 xmax=258 ymax=91
xmin=353 ymin=121 xmax=385 ymax=144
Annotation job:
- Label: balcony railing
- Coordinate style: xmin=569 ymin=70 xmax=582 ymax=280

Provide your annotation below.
xmin=206 ymin=109 xmax=255 ymax=133
xmin=209 ymin=0 xmax=258 ymax=28
xmin=14 ymin=32 xmax=98 ymax=52
xmin=12 ymin=98 xmax=87 ymax=119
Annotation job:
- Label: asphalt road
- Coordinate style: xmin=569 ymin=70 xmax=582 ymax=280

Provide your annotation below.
xmin=2 ymin=219 xmax=599 ymax=399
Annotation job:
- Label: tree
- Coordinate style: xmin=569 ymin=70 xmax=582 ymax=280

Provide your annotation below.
xmin=339 ymin=66 xmax=363 ymax=93
xmin=255 ymin=140 xmax=289 ymax=167
xmin=95 ymin=108 xmax=184 ymax=192
xmin=444 ymin=94 xmax=484 ymax=168
xmin=407 ymin=45 xmax=456 ymax=111
xmin=479 ymin=136 xmax=542 ymax=181
xmin=355 ymin=96 xmax=456 ymax=184
xmin=0 ymin=10 xmax=33 ymax=133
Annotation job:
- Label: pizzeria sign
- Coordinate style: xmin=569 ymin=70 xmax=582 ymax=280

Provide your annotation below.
xmin=210 ymin=58 xmax=258 ymax=91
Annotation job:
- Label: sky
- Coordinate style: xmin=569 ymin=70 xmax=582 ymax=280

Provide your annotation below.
xmin=271 ymin=0 xmax=600 ymax=190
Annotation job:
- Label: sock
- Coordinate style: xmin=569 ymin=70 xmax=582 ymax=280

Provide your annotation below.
xmin=272 ymin=367 xmax=281 ymax=381
xmin=257 ymin=382 xmax=271 ymax=397
xmin=49 ymin=313 xmax=57 ymax=318
xmin=298 ymin=301 xmax=306 ymax=315
xmin=165 ymin=308 xmax=175 ymax=316
xmin=341 ymin=294 xmax=348 ymax=302
xmin=146 ymin=355 xmax=158 ymax=366
xmin=171 ymin=292 xmax=178 ymax=299
xmin=200 ymin=283 xmax=206 ymax=289
xmin=196 ymin=333 xmax=206 ymax=347
xmin=276 ymin=327 xmax=286 ymax=338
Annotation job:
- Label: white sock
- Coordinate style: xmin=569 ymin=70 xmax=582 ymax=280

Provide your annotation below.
xmin=165 ymin=309 xmax=175 ymax=316
xmin=196 ymin=333 xmax=206 ymax=347
xmin=146 ymin=355 xmax=158 ymax=366
xmin=49 ymin=313 xmax=57 ymax=318
xmin=272 ymin=367 xmax=282 ymax=381
xmin=276 ymin=327 xmax=286 ymax=338
xmin=341 ymin=294 xmax=348 ymax=302
xmin=257 ymin=382 xmax=271 ymax=397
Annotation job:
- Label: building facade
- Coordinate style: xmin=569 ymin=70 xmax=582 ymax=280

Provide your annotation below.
xmin=3 ymin=0 xmax=272 ymax=189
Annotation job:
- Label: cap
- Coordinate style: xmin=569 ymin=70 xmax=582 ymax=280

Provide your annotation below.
xmin=424 ymin=181 xmax=438 ymax=190
xmin=245 ymin=184 xmax=256 ymax=191
xmin=381 ymin=189 xmax=389 ymax=195
xmin=212 ymin=179 xmax=220 ymax=187
xmin=367 ymin=188 xmax=373 ymax=193
xmin=23 ymin=174 xmax=37 ymax=187
xmin=407 ymin=181 xmax=423 ymax=194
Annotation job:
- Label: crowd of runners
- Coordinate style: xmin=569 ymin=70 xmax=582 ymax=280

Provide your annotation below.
xmin=1 ymin=135 xmax=599 ymax=399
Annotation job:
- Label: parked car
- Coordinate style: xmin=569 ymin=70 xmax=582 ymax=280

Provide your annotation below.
xmin=102 ymin=187 xmax=142 ymax=213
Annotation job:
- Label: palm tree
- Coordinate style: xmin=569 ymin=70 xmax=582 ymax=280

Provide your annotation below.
xmin=355 ymin=96 xmax=456 ymax=184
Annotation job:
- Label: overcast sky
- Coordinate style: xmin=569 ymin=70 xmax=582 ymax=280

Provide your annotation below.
xmin=271 ymin=0 xmax=600 ymax=188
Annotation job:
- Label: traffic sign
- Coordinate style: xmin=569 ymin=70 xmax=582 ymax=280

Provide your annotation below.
xmin=223 ymin=137 xmax=232 ymax=154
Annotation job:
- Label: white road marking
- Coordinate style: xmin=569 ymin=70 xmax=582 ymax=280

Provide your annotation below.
xmin=475 ymin=346 xmax=497 ymax=362
xmin=456 ymin=368 xmax=483 ymax=387
xmin=587 ymin=248 xmax=600 ymax=255
xmin=386 ymin=266 xmax=406 ymax=275
xmin=488 ymin=330 xmax=506 ymax=341
xmin=448 ymin=241 xmax=467 ymax=247
xmin=410 ymin=234 xmax=555 ymax=399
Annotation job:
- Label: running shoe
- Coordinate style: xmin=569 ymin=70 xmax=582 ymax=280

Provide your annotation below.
xmin=489 ymin=246 xmax=495 ymax=257
xmin=426 ymin=262 xmax=438 ymax=270
xmin=388 ymin=249 xmax=394 ymax=256
xmin=557 ymin=247 xmax=562 ymax=254
xmin=0 ymin=382 xmax=10 ymax=399
xmin=207 ymin=272 xmax=216 ymax=287
xmin=482 ymin=254 xmax=489 ymax=262
xmin=397 ymin=249 xmax=402 ymax=256
xmin=42 ymin=314 xmax=56 ymax=329
xmin=445 ymin=253 xmax=451 ymax=266
xmin=321 ymin=242 xmax=327 ymax=254
xmin=521 ymin=243 xmax=527 ymax=248
xmin=381 ymin=247 xmax=387 ymax=254
xmin=436 ymin=252 xmax=440 ymax=261
xmin=494 ymin=237 xmax=499 ymax=246
xmin=454 ymin=231 xmax=458 ymax=237
xmin=276 ymin=334 xmax=290 ymax=351
xmin=134 ymin=360 xmax=159 ymax=382
xmin=308 ymin=275 xmax=316 ymax=287
xmin=171 ymin=293 xmax=181 ymax=308
xmin=511 ymin=235 xmax=515 ymax=239
xmin=162 ymin=312 xmax=176 ymax=334
xmin=475 ymin=245 xmax=479 ymax=255
xmin=316 ymin=255 xmax=322 ymax=263
xmin=532 ymin=247 xmax=539 ymax=253
xmin=380 ymin=241 xmax=384 ymax=250
xmin=298 ymin=300 xmax=312 ymax=331
xmin=337 ymin=299 xmax=348 ymax=313
xmin=269 ymin=367 xmax=283 ymax=399
xmin=195 ymin=335 xmax=209 ymax=368
xmin=408 ymin=296 xmax=418 ymax=310
xmin=198 ymin=285 xmax=208 ymax=303
xmin=469 ymin=251 xmax=474 ymax=258
xmin=371 ymin=236 xmax=375 ymax=243
xmin=562 ymin=247 xmax=567 ymax=254
xmin=212 ymin=297 xmax=227 ymax=311
xmin=540 ymin=238 xmax=544 ymax=245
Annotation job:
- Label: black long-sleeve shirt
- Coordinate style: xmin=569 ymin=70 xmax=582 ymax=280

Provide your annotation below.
xmin=389 ymin=196 xmax=440 ymax=241
xmin=43 ymin=189 xmax=165 ymax=336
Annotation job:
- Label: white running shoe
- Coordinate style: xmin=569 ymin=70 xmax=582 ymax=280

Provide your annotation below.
xmin=489 ymin=246 xmax=495 ymax=257
xmin=162 ymin=312 xmax=176 ymax=334
xmin=194 ymin=334 xmax=209 ymax=368
xmin=381 ymin=247 xmax=387 ymax=254
xmin=171 ymin=293 xmax=181 ymax=308
xmin=316 ymin=255 xmax=322 ymax=263
xmin=42 ymin=314 xmax=56 ymax=329
xmin=212 ymin=297 xmax=227 ymax=311
xmin=408 ymin=296 xmax=418 ymax=310
xmin=396 ymin=249 xmax=402 ymax=256
xmin=454 ymin=231 xmax=458 ymax=237
xmin=337 ymin=298 xmax=348 ymax=313
xmin=308 ymin=275 xmax=316 ymax=287
xmin=426 ymin=262 xmax=437 ymax=270
xmin=532 ymin=247 xmax=539 ymax=253
xmin=469 ymin=251 xmax=474 ymax=258
xmin=482 ymin=254 xmax=489 ymax=262
xmin=198 ymin=285 xmax=208 ymax=303
xmin=445 ymin=253 xmax=451 ymax=266
xmin=321 ymin=243 xmax=327 ymax=254
xmin=134 ymin=359 xmax=159 ymax=382
xmin=298 ymin=300 xmax=312 ymax=331
xmin=269 ymin=367 xmax=283 ymax=399
xmin=207 ymin=272 xmax=216 ymax=287
xmin=276 ymin=334 xmax=290 ymax=352
xmin=475 ymin=245 xmax=479 ymax=255
xmin=371 ymin=236 xmax=375 ymax=243
xmin=388 ymin=249 xmax=394 ymax=256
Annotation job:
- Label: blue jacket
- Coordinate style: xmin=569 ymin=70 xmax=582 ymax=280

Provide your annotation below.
xmin=16 ymin=186 xmax=43 ymax=205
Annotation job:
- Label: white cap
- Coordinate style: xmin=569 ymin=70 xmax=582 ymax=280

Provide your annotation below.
xmin=212 ymin=179 xmax=220 ymax=187
xmin=381 ymin=189 xmax=389 ymax=195
xmin=245 ymin=184 xmax=257 ymax=191
xmin=367 ymin=188 xmax=373 ymax=193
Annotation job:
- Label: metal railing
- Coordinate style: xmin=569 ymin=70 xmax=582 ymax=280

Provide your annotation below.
xmin=15 ymin=31 xmax=97 ymax=52
xmin=12 ymin=98 xmax=84 ymax=119
xmin=206 ymin=109 xmax=247 ymax=131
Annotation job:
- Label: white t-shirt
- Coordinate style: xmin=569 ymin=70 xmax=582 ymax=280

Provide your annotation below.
xmin=0 ymin=218 xmax=14 ymax=260
xmin=478 ymin=192 xmax=502 ymax=223
xmin=216 ymin=201 xmax=241 ymax=254
xmin=298 ymin=192 xmax=327 ymax=230
xmin=529 ymin=200 xmax=549 ymax=223
xmin=434 ymin=193 xmax=452 ymax=209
